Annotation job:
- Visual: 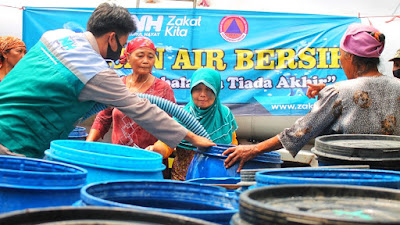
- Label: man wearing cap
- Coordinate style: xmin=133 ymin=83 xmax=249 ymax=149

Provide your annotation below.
xmin=390 ymin=49 xmax=400 ymax=79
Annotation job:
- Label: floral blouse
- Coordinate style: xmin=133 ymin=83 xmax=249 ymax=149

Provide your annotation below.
xmin=91 ymin=76 xmax=176 ymax=149
xmin=279 ymin=75 xmax=400 ymax=156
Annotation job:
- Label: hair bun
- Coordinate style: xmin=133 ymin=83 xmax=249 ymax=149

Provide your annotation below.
xmin=370 ymin=32 xmax=385 ymax=42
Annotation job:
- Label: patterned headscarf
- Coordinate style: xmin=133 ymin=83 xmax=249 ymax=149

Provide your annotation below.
xmin=340 ymin=23 xmax=384 ymax=58
xmin=177 ymin=68 xmax=238 ymax=150
xmin=119 ymin=36 xmax=156 ymax=65
xmin=0 ymin=36 xmax=26 ymax=67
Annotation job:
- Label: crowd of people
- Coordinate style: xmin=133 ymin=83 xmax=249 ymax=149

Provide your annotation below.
xmin=1 ymin=2 xmax=400 ymax=179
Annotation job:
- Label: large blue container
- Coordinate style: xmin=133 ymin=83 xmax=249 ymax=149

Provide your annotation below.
xmin=0 ymin=155 xmax=87 ymax=213
xmin=186 ymin=144 xmax=282 ymax=180
xmin=79 ymin=180 xmax=238 ymax=225
xmin=255 ymin=168 xmax=400 ymax=189
xmin=68 ymin=126 xmax=88 ymax=140
xmin=45 ymin=140 xmax=165 ymax=183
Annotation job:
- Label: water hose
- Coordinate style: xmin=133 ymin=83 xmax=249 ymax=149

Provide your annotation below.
xmin=80 ymin=94 xmax=210 ymax=139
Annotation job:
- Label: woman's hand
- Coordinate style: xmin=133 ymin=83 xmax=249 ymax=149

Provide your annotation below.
xmin=223 ymin=135 xmax=283 ymax=172
xmin=222 ymin=145 xmax=260 ymax=172
xmin=306 ymin=83 xmax=326 ymax=99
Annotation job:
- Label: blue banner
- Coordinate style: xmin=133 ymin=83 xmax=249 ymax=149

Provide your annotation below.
xmin=23 ymin=7 xmax=360 ymax=116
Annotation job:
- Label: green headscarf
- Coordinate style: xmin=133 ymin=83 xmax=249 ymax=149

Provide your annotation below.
xmin=177 ymin=68 xmax=238 ymax=150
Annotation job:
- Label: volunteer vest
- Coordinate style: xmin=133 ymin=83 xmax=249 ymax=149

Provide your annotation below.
xmin=0 ymin=29 xmax=109 ymax=158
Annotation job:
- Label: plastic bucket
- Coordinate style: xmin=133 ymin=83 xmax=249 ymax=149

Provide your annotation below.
xmin=255 ymin=168 xmax=400 ymax=189
xmin=186 ymin=144 xmax=282 ymax=180
xmin=233 ymin=184 xmax=400 ymax=225
xmin=0 ymin=155 xmax=87 ymax=213
xmin=68 ymin=126 xmax=88 ymax=140
xmin=79 ymin=180 xmax=238 ymax=225
xmin=45 ymin=140 xmax=165 ymax=183
xmin=312 ymin=134 xmax=400 ymax=171
xmin=0 ymin=206 xmax=217 ymax=225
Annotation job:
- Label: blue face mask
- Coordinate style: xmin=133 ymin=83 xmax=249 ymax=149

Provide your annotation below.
xmin=393 ymin=69 xmax=400 ymax=79
xmin=106 ymin=34 xmax=123 ymax=62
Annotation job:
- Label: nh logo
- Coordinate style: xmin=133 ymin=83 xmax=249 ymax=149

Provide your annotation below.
xmin=132 ymin=15 xmax=164 ymax=32
xmin=59 ymin=37 xmax=76 ymax=50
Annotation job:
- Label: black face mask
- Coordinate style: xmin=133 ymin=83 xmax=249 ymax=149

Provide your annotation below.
xmin=106 ymin=34 xmax=123 ymax=62
xmin=394 ymin=69 xmax=400 ymax=79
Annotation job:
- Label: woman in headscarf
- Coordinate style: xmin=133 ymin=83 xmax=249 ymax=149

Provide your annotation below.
xmin=223 ymin=23 xmax=400 ymax=172
xmin=148 ymin=68 xmax=238 ymax=180
xmin=87 ymin=36 xmax=176 ymax=176
xmin=0 ymin=36 xmax=26 ymax=81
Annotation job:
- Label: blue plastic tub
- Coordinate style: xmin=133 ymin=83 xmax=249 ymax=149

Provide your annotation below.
xmin=255 ymin=168 xmax=400 ymax=189
xmin=45 ymin=140 xmax=165 ymax=183
xmin=186 ymin=144 xmax=282 ymax=180
xmin=0 ymin=155 xmax=87 ymax=213
xmin=79 ymin=180 xmax=238 ymax=225
xmin=68 ymin=126 xmax=88 ymax=140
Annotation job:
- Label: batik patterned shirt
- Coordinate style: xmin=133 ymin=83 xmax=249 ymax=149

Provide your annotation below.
xmin=279 ymin=75 xmax=400 ymax=156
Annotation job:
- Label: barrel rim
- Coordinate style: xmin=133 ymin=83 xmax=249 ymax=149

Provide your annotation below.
xmin=49 ymin=140 xmax=164 ymax=170
xmin=0 ymin=155 xmax=87 ymax=189
xmin=311 ymin=147 xmax=400 ymax=161
xmin=198 ymin=144 xmax=283 ymax=164
xmin=255 ymin=168 xmax=400 ymax=186
xmin=45 ymin=150 xmax=166 ymax=172
xmin=80 ymin=180 xmax=239 ymax=216
xmin=0 ymin=206 xmax=218 ymax=225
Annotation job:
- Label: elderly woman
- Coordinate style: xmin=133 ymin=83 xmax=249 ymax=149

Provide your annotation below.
xmin=223 ymin=23 xmax=400 ymax=172
xmin=148 ymin=68 xmax=238 ymax=180
xmin=87 ymin=37 xmax=176 ymax=149
xmin=0 ymin=36 xmax=26 ymax=81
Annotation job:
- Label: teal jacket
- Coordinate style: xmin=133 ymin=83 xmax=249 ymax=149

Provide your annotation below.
xmin=0 ymin=29 xmax=109 ymax=158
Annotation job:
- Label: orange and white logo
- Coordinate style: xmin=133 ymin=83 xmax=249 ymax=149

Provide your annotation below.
xmin=219 ymin=16 xmax=248 ymax=43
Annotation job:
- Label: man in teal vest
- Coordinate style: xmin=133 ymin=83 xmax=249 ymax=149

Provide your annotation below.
xmin=0 ymin=2 xmax=214 ymax=158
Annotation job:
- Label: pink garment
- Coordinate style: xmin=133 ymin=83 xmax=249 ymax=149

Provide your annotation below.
xmin=91 ymin=76 xmax=176 ymax=149
xmin=340 ymin=23 xmax=384 ymax=58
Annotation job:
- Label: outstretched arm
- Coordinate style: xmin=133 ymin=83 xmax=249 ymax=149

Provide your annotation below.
xmin=184 ymin=131 xmax=216 ymax=148
xmin=306 ymin=83 xmax=326 ymax=99
xmin=223 ymin=135 xmax=282 ymax=172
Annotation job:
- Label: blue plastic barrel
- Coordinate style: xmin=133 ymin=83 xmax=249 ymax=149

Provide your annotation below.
xmin=255 ymin=168 xmax=400 ymax=189
xmin=0 ymin=155 xmax=87 ymax=213
xmin=68 ymin=126 xmax=88 ymax=140
xmin=79 ymin=180 xmax=238 ymax=225
xmin=45 ymin=140 xmax=165 ymax=183
xmin=186 ymin=144 xmax=282 ymax=180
